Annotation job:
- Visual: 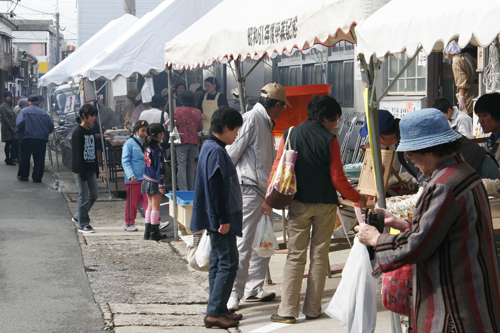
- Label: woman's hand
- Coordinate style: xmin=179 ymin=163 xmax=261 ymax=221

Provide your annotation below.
xmin=130 ymin=176 xmax=136 ymax=183
xmin=354 ymin=223 xmax=380 ymax=247
xmin=262 ymin=201 xmax=272 ymax=216
xmin=165 ymin=119 xmax=170 ymax=126
xmin=375 ymin=208 xmax=409 ymax=231
xmin=159 ymin=188 xmax=165 ymax=195
xmin=218 ymin=223 xmax=230 ymax=234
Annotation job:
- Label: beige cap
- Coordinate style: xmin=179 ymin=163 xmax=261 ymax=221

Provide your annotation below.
xmin=260 ymin=83 xmax=291 ymax=107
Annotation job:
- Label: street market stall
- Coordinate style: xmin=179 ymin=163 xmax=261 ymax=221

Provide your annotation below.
xmin=163 ymin=0 xmax=391 ymax=242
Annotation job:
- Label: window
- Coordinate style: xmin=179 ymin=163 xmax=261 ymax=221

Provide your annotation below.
xmin=279 ymin=66 xmax=301 ymax=86
xmin=388 ymin=53 xmax=426 ymax=94
xmin=304 ymin=64 xmax=324 ymax=85
xmin=29 ymin=43 xmax=46 ymax=56
xmin=16 ymin=43 xmax=29 ymax=53
xmin=0 ymin=36 xmax=11 ymax=53
xmin=330 ymin=60 xmax=354 ymax=107
xmin=332 ymin=41 xmax=354 ymax=53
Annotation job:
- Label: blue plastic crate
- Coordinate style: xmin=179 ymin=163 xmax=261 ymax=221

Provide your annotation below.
xmin=166 ymin=191 xmax=194 ymax=206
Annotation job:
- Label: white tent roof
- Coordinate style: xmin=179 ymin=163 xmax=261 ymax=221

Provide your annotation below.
xmin=163 ymin=0 xmax=390 ymax=70
xmin=356 ymin=0 xmax=500 ymax=61
xmin=38 ymin=14 xmax=139 ymax=87
xmin=72 ymin=0 xmax=223 ymax=81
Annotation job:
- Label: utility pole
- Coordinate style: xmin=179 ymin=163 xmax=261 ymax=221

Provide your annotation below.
xmin=124 ymin=0 xmax=136 ymax=15
xmin=55 ymin=12 xmax=60 ymax=65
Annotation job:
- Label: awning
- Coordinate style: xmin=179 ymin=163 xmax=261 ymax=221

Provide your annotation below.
xmin=38 ymin=14 xmax=139 ymax=87
xmin=356 ymin=0 xmax=500 ymax=61
xmin=164 ymin=0 xmax=390 ymax=70
xmin=71 ymin=0 xmax=223 ymax=81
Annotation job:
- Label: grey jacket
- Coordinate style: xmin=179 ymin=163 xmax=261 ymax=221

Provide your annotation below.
xmin=226 ymin=103 xmax=276 ymax=197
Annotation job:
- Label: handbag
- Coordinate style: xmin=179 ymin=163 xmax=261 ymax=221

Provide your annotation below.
xmin=381 ymin=264 xmax=413 ymax=316
xmin=265 ymin=127 xmax=297 ymax=209
xmin=252 ymin=216 xmax=278 ymax=257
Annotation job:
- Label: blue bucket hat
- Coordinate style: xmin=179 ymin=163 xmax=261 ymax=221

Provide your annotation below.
xmin=359 ymin=109 xmax=395 ymax=137
xmin=397 ymin=108 xmax=462 ymax=152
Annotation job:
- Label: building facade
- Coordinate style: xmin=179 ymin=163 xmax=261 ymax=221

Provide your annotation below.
xmin=0 ymin=15 xmax=15 ymax=97
xmin=11 ymin=20 xmax=63 ymax=79
xmin=77 ymin=0 xmax=164 ymax=46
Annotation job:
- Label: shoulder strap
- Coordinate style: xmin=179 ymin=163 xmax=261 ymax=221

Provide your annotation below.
xmin=131 ymin=137 xmax=145 ymax=153
xmin=285 ymin=126 xmax=294 ymax=151
xmin=461 ymin=54 xmax=475 ymax=74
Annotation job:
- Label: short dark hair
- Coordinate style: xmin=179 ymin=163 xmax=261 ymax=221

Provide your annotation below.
xmin=76 ymin=104 xmax=98 ymax=124
xmin=474 ymin=93 xmax=500 ymax=121
xmin=257 ymin=96 xmax=284 ymax=109
xmin=432 ymin=97 xmax=453 ymax=114
xmin=306 ymin=95 xmax=341 ymax=123
xmin=413 ymin=138 xmax=462 ymax=157
xmin=210 ymin=106 xmax=243 ymax=135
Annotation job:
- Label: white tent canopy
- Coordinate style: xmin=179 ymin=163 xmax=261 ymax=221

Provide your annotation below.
xmin=356 ymin=0 xmax=500 ymax=61
xmin=71 ymin=0 xmax=223 ymax=81
xmin=38 ymin=14 xmax=139 ymax=87
xmin=163 ymin=0 xmax=390 ymax=70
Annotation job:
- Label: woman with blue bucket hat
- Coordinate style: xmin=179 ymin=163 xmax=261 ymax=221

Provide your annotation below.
xmin=356 ymin=108 xmax=500 ymax=332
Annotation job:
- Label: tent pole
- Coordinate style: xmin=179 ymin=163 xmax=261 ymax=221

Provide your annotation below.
xmin=242 ymin=56 xmax=265 ymax=80
xmin=362 ymin=56 xmax=403 ymax=333
xmin=168 ymin=67 xmax=179 ymax=240
xmin=92 ymin=80 xmax=113 ymax=199
xmin=235 ymin=59 xmax=246 ymax=113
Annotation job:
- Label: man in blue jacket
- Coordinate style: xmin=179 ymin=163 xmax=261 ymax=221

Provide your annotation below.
xmin=16 ymin=95 xmax=54 ymax=182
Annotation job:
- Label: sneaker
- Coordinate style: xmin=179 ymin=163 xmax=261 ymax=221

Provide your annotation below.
xmin=124 ymin=224 xmax=138 ymax=232
xmin=245 ymin=289 xmax=276 ymax=302
xmin=78 ymin=225 xmax=95 ymax=233
xmin=227 ymin=296 xmax=240 ymax=311
xmin=270 ymin=314 xmax=296 ymax=324
xmin=72 ymin=217 xmax=78 ymax=223
xmin=159 ymin=221 xmax=170 ymax=230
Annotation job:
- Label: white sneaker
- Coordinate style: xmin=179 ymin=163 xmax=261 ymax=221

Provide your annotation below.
xmin=227 ymin=296 xmax=240 ymax=311
xmin=159 ymin=221 xmax=170 ymax=230
xmin=245 ymin=289 xmax=276 ymax=302
xmin=124 ymin=224 xmax=138 ymax=232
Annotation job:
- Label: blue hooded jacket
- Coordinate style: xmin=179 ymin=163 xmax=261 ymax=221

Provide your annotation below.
xmin=16 ymin=104 xmax=54 ymax=141
xmin=121 ymin=135 xmax=145 ymax=182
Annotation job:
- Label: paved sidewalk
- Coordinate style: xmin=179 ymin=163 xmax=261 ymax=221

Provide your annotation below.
xmin=43 ymin=149 xmax=401 ymax=332
xmin=0 ymin=146 xmax=105 ymax=332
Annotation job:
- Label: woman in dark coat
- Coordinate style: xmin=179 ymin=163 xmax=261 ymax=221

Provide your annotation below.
xmin=0 ymin=91 xmax=18 ymax=165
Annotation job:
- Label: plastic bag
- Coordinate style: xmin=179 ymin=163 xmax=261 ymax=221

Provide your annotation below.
xmin=195 ymin=230 xmax=211 ymax=269
xmin=252 ymin=216 xmax=278 ymax=257
xmin=325 ymin=237 xmax=378 ymax=333
xmin=187 ymin=233 xmax=209 ymax=272
xmin=172 ymin=126 xmax=181 ymax=144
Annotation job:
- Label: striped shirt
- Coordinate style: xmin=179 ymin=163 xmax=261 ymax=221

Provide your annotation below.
xmin=375 ymin=155 xmax=500 ymax=333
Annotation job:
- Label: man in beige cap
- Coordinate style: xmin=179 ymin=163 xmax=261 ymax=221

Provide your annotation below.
xmin=226 ymin=83 xmax=290 ymax=311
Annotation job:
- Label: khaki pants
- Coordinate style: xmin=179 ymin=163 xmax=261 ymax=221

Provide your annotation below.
xmin=278 ymin=200 xmax=337 ymax=318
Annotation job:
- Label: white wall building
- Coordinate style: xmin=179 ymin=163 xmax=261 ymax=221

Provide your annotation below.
xmin=77 ymin=0 xmax=164 ymax=46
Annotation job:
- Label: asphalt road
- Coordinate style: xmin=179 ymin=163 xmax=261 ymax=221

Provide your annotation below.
xmin=0 ymin=152 xmax=105 ymax=332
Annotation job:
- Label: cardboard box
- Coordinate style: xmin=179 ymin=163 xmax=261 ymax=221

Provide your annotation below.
xmin=166 ymin=191 xmax=194 ymax=234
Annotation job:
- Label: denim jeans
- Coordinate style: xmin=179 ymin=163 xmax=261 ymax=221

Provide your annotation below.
xmin=175 ymin=143 xmax=198 ymax=191
xmin=207 ymin=231 xmax=239 ymax=317
xmin=74 ymin=172 xmax=99 ymax=228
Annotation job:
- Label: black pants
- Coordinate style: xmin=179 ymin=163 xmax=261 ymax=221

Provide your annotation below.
xmin=4 ymin=138 xmax=19 ymax=161
xmin=18 ymin=138 xmax=46 ymax=181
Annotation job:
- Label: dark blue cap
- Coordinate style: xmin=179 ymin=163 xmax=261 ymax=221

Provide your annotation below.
xmin=359 ymin=109 xmax=395 ymax=137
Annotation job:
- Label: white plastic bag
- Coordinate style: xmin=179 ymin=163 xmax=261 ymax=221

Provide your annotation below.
xmin=195 ymin=230 xmax=211 ymax=269
xmin=325 ymin=237 xmax=378 ymax=333
xmin=187 ymin=233 xmax=209 ymax=272
xmin=252 ymin=216 xmax=278 ymax=257
xmin=172 ymin=126 xmax=181 ymax=144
